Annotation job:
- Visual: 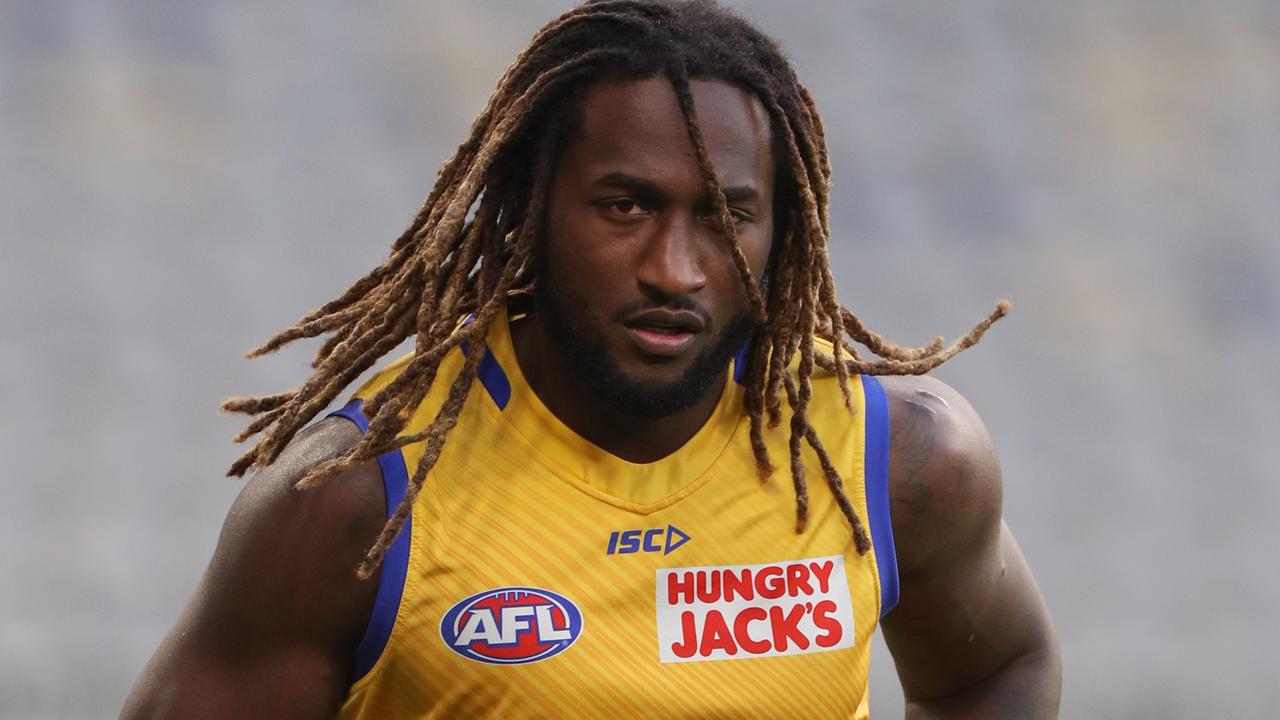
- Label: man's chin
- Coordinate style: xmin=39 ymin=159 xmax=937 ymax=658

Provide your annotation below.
xmin=589 ymin=374 xmax=713 ymax=420
xmin=612 ymin=352 xmax=700 ymax=380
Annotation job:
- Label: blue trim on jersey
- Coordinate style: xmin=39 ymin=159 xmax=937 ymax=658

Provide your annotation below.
xmin=732 ymin=342 xmax=750 ymax=385
xmin=328 ymin=399 xmax=412 ymax=682
xmin=477 ymin=344 xmax=512 ymax=410
xmin=330 ymin=399 xmax=372 ymax=433
xmin=458 ymin=336 xmax=512 ymax=411
xmin=459 ymin=313 xmax=511 ymax=410
xmin=860 ymin=375 xmax=899 ymax=618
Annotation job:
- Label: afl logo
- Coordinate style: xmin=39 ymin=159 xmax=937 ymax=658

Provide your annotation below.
xmin=440 ymin=587 xmax=584 ymax=665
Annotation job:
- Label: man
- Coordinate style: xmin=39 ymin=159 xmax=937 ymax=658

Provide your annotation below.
xmin=124 ymin=1 xmax=1060 ymax=717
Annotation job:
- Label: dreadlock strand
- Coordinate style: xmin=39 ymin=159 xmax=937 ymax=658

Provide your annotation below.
xmin=746 ymin=87 xmax=836 ymax=385
xmin=783 ymin=256 xmax=822 ymax=534
xmin=742 ymin=327 xmax=776 ymax=479
xmin=787 ymin=412 xmax=810 ymax=533
xmin=765 ymin=224 xmax=810 ymax=426
xmin=792 ymin=85 xmax=832 ymax=234
xmin=667 ymin=67 xmax=768 ymax=325
xmin=311 ymin=322 xmax=357 ymax=369
xmin=258 ymin=241 xmax=422 ymax=358
xmin=726 ymin=68 xmax=847 ymax=431
xmin=231 ymin=406 xmax=288 ymax=445
xmin=755 ymin=223 xmax=797 ymax=431
xmin=252 ymin=250 xmax=422 ymax=364
xmin=838 ymin=307 xmax=945 ymax=362
xmin=355 ymin=319 xmax=485 ymax=448
xmin=362 ymin=225 xmax=534 ymax=447
xmin=366 ymin=144 xmax=551 ymax=464
xmin=430 ymin=220 xmax=493 ymax=329
xmin=815 ymin=299 xmax=1011 ymax=377
xmin=219 ymin=390 xmax=296 ymax=415
xmin=264 ymin=315 xmax=418 ymax=465
xmin=354 ymin=337 xmax=486 ymax=577
xmin=319 ymin=230 xmax=531 ymax=484
xmin=766 ymin=96 xmax=855 ymax=410
xmin=290 ymin=244 xmax=414 ymax=326
xmin=794 ymin=383 xmax=871 ymax=554
xmin=308 ymin=258 xmax=422 ymax=370
xmin=242 ymin=305 xmax=419 ymax=474
xmin=363 ymin=135 xmax=551 ymax=438
xmin=245 ymin=305 xmax=366 ymax=359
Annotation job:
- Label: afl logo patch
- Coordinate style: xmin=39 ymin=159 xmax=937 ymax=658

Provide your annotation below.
xmin=440 ymin=587 xmax=584 ymax=665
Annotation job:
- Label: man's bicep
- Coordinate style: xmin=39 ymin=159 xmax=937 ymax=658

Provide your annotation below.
xmin=882 ymin=521 xmax=1057 ymax=706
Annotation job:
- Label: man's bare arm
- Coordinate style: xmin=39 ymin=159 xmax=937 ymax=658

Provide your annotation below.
xmin=879 ymin=375 xmax=1061 ymax=719
xmin=121 ymin=419 xmax=386 ymax=719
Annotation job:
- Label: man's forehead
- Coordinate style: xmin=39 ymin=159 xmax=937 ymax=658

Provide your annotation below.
xmin=569 ymin=76 xmax=774 ymax=189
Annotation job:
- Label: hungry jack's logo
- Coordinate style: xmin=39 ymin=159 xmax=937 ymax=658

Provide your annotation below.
xmin=655 ymin=556 xmax=855 ymax=663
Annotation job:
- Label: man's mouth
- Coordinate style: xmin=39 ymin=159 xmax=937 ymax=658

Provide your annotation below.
xmin=622 ymin=308 xmax=706 ymax=357
xmin=625 ymin=326 xmax=696 ymax=355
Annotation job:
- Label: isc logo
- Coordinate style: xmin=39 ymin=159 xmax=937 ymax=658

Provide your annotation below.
xmin=606 ymin=524 xmax=691 ymax=556
xmin=439 ymin=587 xmax=583 ymax=665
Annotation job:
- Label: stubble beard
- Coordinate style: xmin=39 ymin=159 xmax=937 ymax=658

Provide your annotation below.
xmin=534 ymin=276 xmax=753 ymax=421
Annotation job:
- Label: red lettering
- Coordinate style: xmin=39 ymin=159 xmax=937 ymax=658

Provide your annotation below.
xmin=732 ymin=607 xmax=770 ymax=654
xmin=769 ymin=604 xmax=810 ymax=652
xmin=813 ymin=600 xmax=843 ymax=648
xmin=755 ymin=566 xmax=785 ymax=599
xmin=671 ymin=611 xmax=698 ymax=658
xmin=786 ymin=563 xmax=813 ymax=597
xmin=722 ymin=568 xmax=754 ymax=602
xmin=699 ymin=610 xmax=738 ymax=657
xmin=810 ymin=560 xmax=835 ymax=593
xmin=696 ymin=570 xmax=722 ymax=603
xmin=668 ymin=572 xmax=695 ymax=605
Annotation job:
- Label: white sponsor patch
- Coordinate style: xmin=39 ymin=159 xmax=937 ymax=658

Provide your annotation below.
xmin=655 ymin=555 xmax=855 ymax=663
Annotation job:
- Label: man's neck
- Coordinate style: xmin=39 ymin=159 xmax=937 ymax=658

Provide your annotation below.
xmin=508 ymin=314 xmax=724 ymax=464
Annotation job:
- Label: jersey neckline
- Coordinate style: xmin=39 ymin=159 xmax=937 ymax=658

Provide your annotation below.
xmin=482 ymin=305 xmax=747 ymax=511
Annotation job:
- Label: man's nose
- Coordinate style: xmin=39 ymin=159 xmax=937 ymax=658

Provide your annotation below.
xmin=636 ymin=214 xmax=708 ymax=299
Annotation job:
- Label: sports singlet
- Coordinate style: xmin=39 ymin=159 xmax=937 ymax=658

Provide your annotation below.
xmin=332 ymin=307 xmax=897 ymax=719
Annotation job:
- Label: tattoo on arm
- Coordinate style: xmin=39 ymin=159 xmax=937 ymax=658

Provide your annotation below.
xmin=892 ymin=398 xmax=936 ymax=514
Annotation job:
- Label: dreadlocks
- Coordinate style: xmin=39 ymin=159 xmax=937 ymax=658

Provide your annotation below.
xmin=223 ymin=0 xmax=1008 ymax=579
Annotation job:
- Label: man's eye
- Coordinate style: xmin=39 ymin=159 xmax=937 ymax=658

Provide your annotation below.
xmin=605 ymin=200 xmax=647 ymax=216
xmin=699 ymin=210 xmax=752 ymax=225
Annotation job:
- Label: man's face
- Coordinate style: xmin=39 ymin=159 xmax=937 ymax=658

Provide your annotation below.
xmin=538 ymin=76 xmax=776 ymax=418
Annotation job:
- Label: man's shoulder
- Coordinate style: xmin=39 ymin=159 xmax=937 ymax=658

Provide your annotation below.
xmin=221 ymin=417 xmax=389 ymax=595
xmin=876 ymin=374 xmax=1003 ymax=576
xmin=233 ymin=417 xmax=384 ymax=525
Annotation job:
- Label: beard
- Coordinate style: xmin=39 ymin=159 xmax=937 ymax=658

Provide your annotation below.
xmin=534 ymin=278 xmax=753 ymax=421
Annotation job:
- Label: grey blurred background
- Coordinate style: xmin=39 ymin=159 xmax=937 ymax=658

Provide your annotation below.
xmin=2 ymin=1 xmax=1277 ymax=718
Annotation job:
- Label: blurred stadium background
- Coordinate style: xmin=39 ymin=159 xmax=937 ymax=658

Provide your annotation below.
xmin=2 ymin=1 xmax=1277 ymax=717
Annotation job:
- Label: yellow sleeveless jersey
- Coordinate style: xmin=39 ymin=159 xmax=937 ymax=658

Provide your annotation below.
xmin=331 ymin=307 xmax=897 ymax=719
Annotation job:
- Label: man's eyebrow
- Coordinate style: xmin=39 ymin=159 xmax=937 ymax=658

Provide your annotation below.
xmin=719 ymin=186 xmax=760 ymax=203
xmin=592 ymin=172 xmax=665 ymax=198
xmin=592 ymin=172 xmax=759 ymax=203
